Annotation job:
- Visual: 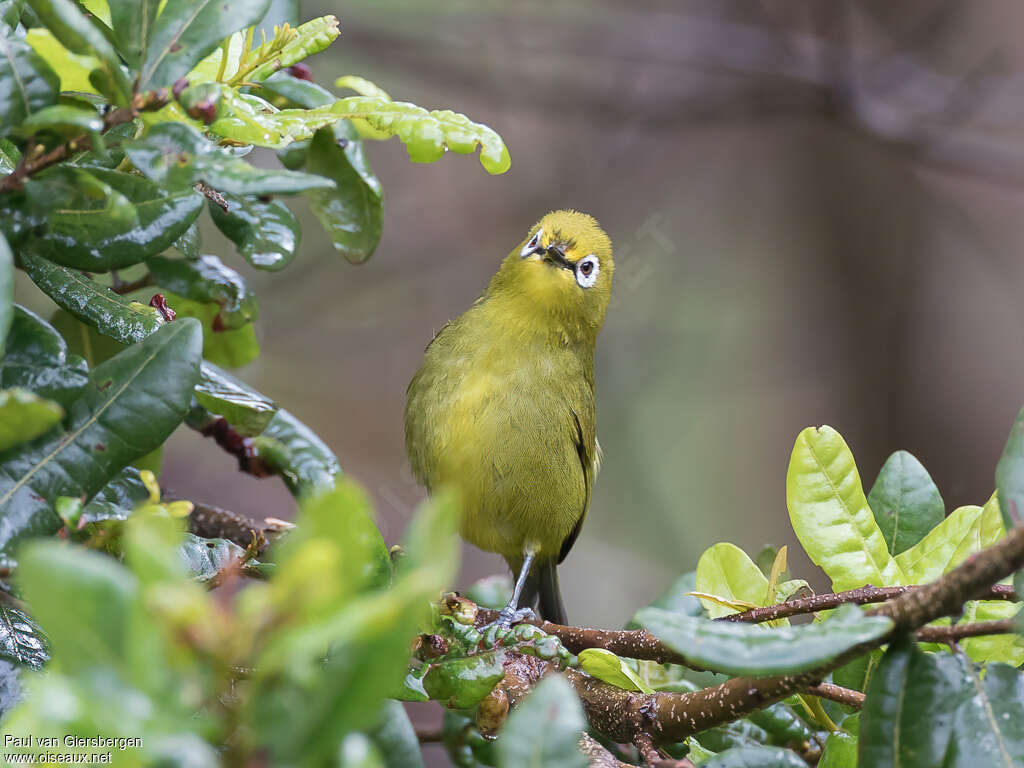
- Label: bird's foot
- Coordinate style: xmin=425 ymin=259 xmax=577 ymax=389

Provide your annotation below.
xmin=484 ymin=605 xmax=536 ymax=635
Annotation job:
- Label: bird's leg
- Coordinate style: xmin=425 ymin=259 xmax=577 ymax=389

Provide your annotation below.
xmin=492 ymin=547 xmax=538 ymax=630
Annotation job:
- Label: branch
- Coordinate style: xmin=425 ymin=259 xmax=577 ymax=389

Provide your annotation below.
xmin=0 ymin=89 xmax=171 ymax=192
xmin=194 ymin=417 xmax=275 ymax=478
xmin=186 ymin=501 xmax=291 ymax=554
xmin=196 ymin=182 xmax=228 ymax=212
xmin=805 ymin=682 xmax=864 ymax=709
xmin=723 ymin=583 xmax=1018 ymax=624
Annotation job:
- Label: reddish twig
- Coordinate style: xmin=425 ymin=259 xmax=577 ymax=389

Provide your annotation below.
xmin=199 ymin=417 xmax=275 ymax=478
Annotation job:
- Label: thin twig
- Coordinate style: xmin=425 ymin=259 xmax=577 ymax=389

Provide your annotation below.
xmin=916 ymin=618 xmax=1016 ymax=643
xmin=186 ymin=501 xmax=290 ymax=554
xmin=415 ymin=728 xmax=443 ymax=744
xmin=196 ymin=182 xmax=229 ymax=212
xmin=0 ymin=89 xmax=172 ymax=192
xmin=805 ymin=682 xmax=864 ymax=709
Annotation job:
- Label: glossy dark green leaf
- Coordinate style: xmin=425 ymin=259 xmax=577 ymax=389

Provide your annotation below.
xmin=179 ymin=532 xmax=261 ymax=583
xmin=126 ymin=122 xmax=334 ymax=196
xmin=17 ymin=541 xmax=133 ymax=673
xmin=290 ymin=126 xmax=382 ymax=264
xmin=819 ymin=715 xmax=858 ymax=768
xmin=140 ymin=0 xmax=270 ymax=89
xmin=0 ymin=320 xmax=202 ymax=567
xmin=0 ymin=190 xmax=43 ymax=247
xmin=996 ymin=404 xmax=1024 ymax=532
xmin=79 ymin=465 xmax=147 ymax=523
xmin=194 ymin=361 xmax=277 ymax=437
xmin=861 ymin=635 xmax=1024 ymax=768
xmin=0 ymin=233 xmax=10 ymax=355
xmin=21 ymin=252 xmax=165 ymax=342
xmin=422 ymin=650 xmax=505 ymax=709
xmin=0 ymin=605 xmax=47 ymax=669
xmin=23 ymin=167 xmax=203 ymax=270
xmin=253 ymin=408 xmax=340 ymax=497
xmin=0 ymin=306 xmax=88 ymax=407
xmin=867 ymin=451 xmax=945 ymax=555
xmin=367 ymin=699 xmax=425 ymax=768
xmin=147 ymin=253 xmax=257 ymax=329
xmin=637 ymin=604 xmax=893 ymax=677
xmin=0 ymin=31 xmax=60 ymax=135
xmin=495 ymin=674 xmax=587 ymax=768
xmin=49 ymin=309 xmax=127 ymax=369
xmin=0 ymin=0 xmax=25 ymax=30
xmin=162 ymin=290 xmax=259 ymax=368
xmin=0 ymin=388 xmax=64 ymax=454
xmin=701 ymin=745 xmax=807 ymax=768
xmin=25 ymin=0 xmax=130 ymax=103
xmin=208 ymin=194 xmax=300 ymax=271
xmin=17 ymin=103 xmax=101 ymax=136
xmin=72 ymin=120 xmax=138 ymax=170
xmin=746 ymin=701 xmax=814 ymax=746
xmin=106 ymin=0 xmax=159 ymax=68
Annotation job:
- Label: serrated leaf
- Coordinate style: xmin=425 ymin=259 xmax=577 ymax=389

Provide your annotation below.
xmin=253 ymin=407 xmax=340 ymax=497
xmin=162 ymin=290 xmax=258 ymax=368
xmin=0 ymin=320 xmax=201 ymax=567
xmin=637 ymin=603 xmax=893 ymax=677
xmin=125 ymin=121 xmax=334 ymax=195
xmin=695 ymin=542 xmax=770 ymax=619
xmin=207 ymin=193 xmax=299 ymax=270
xmin=0 ymin=30 xmax=60 ymax=135
xmin=0 ymin=605 xmax=47 ymax=669
xmin=25 ymin=0 xmax=130 ymax=103
xmin=139 ymin=0 xmax=271 ymax=90
xmin=496 ymin=674 xmax=587 ymax=768
xmin=244 ymin=14 xmax=338 ymax=83
xmin=147 ymin=253 xmax=257 ymax=328
xmin=0 ymin=306 xmax=89 ymax=407
xmin=194 ymin=361 xmax=277 ymax=436
xmin=787 ymin=426 xmax=903 ymax=591
xmin=578 ymin=648 xmax=653 ymax=693
xmin=23 ymin=167 xmax=203 ymax=270
xmin=0 ymin=388 xmax=64 ymax=454
xmin=21 ymin=251 xmax=165 ymax=342
xmin=867 ymin=450 xmax=945 ymax=556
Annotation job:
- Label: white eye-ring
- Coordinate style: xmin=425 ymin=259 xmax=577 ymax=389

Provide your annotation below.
xmin=520 ymin=228 xmax=542 ymax=258
xmin=575 ymin=254 xmax=600 ymax=288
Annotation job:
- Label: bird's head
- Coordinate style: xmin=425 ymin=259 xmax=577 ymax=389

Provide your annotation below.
xmin=489 ymin=210 xmax=614 ymax=335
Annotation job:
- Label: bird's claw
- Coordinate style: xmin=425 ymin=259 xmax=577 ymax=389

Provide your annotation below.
xmin=490 ymin=605 xmax=536 ymax=631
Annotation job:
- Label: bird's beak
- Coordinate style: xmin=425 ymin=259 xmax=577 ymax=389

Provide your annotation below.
xmin=542 ymin=244 xmax=572 ymax=270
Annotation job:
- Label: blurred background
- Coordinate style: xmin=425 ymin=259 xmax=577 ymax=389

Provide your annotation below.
xmin=17 ymin=0 xmax=1024 ymax=627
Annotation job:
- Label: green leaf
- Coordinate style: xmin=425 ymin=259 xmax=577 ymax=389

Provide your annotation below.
xmin=637 ymin=603 xmax=893 ymax=677
xmin=25 ymin=0 xmax=130 ymax=103
xmin=0 ymin=388 xmax=64 ymax=454
xmin=139 ymin=0 xmax=271 ymax=90
xmin=244 ymin=14 xmax=338 ymax=83
xmin=695 ymin=542 xmax=770 ymax=619
xmin=17 ymin=102 xmax=101 ymax=136
xmin=747 ymin=701 xmax=814 ymax=745
xmin=78 ymin=465 xmax=146 ymax=523
xmin=421 ymin=649 xmax=506 ymax=708
xmin=0 ymin=605 xmax=47 ymax=669
xmin=24 ymin=28 xmax=99 ymax=94
xmin=207 ymin=193 xmax=299 ymax=270
xmin=895 ymin=496 xmax=1004 ymax=583
xmin=179 ymin=532 xmax=259 ymax=583
xmin=0 ymin=0 xmax=25 ymax=31
xmin=578 ymin=648 xmax=653 ymax=693
xmin=0 ymin=31 xmax=60 ymax=135
xmin=959 ymin=598 xmax=1024 ymax=667
xmin=293 ymin=126 xmax=382 ymax=264
xmin=17 ymin=540 xmax=134 ymax=673
xmin=338 ymin=734 xmax=385 ymax=768
xmin=125 ymin=121 xmax=335 ymax=195
xmin=253 ymin=408 xmax=340 ymax=497
xmin=0 ymin=320 xmax=202 ymax=566
xmin=700 ymin=746 xmax=807 ymax=768
xmin=366 ymin=699 xmax=425 ymax=768
xmin=495 ymin=674 xmax=587 ymax=768
xmin=147 ymin=253 xmax=257 ymax=328
xmin=335 ymin=75 xmax=391 ymax=101
xmin=787 ymin=426 xmax=903 ymax=591
xmin=20 ymin=252 xmax=165 ymax=342
xmin=997 ymin=403 xmax=1024 ymax=532
xmin=867 ymin=450 xmax=945 ymax=556
xmin=0 ymin=306 xmax=89 ymax=407
xmin=628 ymin=571 xmax=704 ymax=628
xmin=194 ymin=361 xmax=277 ymax=437
xmin=818 ymin=715 xmax=857 ymax=768
xmin=0 ymin=233 xmax=10 ymax=355
xmin=106 ymin=0 xmax=159 ymax=69
xmin=861 ymin=635 xmax=1024 ymax=768
xmin=162 ymin=290 xmax=259 ymax=368
xmin=23 ymin=167 xmax=203 ymax=270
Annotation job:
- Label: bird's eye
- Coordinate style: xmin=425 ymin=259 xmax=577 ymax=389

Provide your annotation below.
xmin=520 ymin=228 xmax=543 ymax=258
xmin=575 ymin=255 xmax=600 ymax=288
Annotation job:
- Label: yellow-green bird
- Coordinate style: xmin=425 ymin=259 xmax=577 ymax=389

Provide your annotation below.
xmin=405 ymin=210 xmax=613 ymax=626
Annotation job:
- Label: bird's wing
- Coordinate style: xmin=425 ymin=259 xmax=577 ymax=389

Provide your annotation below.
xmin=558 ymin=405 xmax=596 ymax=564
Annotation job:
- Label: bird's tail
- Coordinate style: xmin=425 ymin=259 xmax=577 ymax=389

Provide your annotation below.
xmin=536 ymin=559 xmax=567 ymax=625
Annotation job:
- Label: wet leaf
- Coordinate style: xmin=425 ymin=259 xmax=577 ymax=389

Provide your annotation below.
xmin=496 ymin=674 xmax=586 ymax=768
xmin=194 ymin=361 xmax=277 ymax=437
xmin=207 ymin=193 xmax=299 ymax=271
xmin=244 ymin=14 xmax=338 ymax=83
xmin=0 ymin=30 xmax=60 ymax=135
xmin=179 ymin=533 xmax=260 ymax=583
xmin=147 ymin=253 xmax=257 ymax=329
xmin=637 ymin=604 xmax=892 ymax=677
xmin=578 ymin=648 xmax=653 ymax=693
xmin=422 ymin=650 xmax=506 ymax=708
xmin=0 ymin=605 xmax=47 ymax=669
xmin=253 ymin=407 xmax=340 ymax=497
xmin=162 ymin=290 xmax=259 ymax=368
xmin=0 ymin=306 xmax=89 ymax=407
